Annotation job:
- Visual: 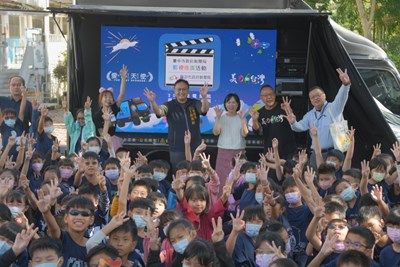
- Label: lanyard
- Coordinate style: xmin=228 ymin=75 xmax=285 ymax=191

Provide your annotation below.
xmin=314 ymin=103 xmax=328 ymax=121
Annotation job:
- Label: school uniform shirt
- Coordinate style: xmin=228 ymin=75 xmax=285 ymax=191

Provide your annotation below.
xmin=27 ymin=171 xmax=43 ymax=192
xmin=318 ymin=187 xmax=335 ymax=198
xmin=232 ymin=232 xmax=256 ymax=267
xmin=367 ymin=181 xmax=391 ymax=205
xmin=0 ymin=119 xmax=24 ymax=159
xmin=177 ymin=197 xmax=227 ymax=241
xmin=373 ymin=238 xmax=391 ymax=263
xmin=60 ymin=231 xmax=88 ymax=267
xmin=234 ymin=183 xmax=258 ymax=210
xmin=286 ymin=203 xmax=313 ymax=254
xmin=158 ymin=179 xmax=172 ymax=198
xmin=106 ymin=178 xmax=119 ymax=204
xmin=379 ymin=244 xmax=400 ymax=267
xmin=35 ymin=132 xmax=57 ymax=160
xmin=345 ymin=191 xmax=361 ymax=227
xmin=0 ymin=96 xmax=33 ymax=132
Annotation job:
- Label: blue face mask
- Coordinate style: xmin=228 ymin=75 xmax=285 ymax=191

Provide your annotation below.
xmin=0 ymin=240 xmax=12 ymax=255
xmin=33 ymin=260 xmax=60 ymax=267
xmin=173 ymin=238 xmax=190 ymax=254
xmin=87 ymin=146 xmax=101 ymax=154
xmin=153 ymin=171 xmax=167 ymax=182
xmin=4 ymin=119 xmax=16 ymax=127
xmin=255 ymin=192 xmax=263 ymax=205
xmin=132 ymin=214 xmax=147 ymax=228
xmin=105 ymin=169 xmax=120 ymax=180
xmin=245 ymin=223 xmax=261 ymax=237
xmin=245 ymin=173 xmax=257 ymax=184
xmin=340 ymin=186 xmax=355 ymax=202
xmin=44 ymin=126 xmax=54 ymax=134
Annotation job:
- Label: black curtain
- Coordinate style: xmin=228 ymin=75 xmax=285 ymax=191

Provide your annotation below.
xmin=307 ymin=17 xmax=397 ymax=166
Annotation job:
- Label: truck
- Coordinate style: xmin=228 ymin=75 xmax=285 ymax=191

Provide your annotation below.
xmin=49 ymin=0 xmax=399 ymax=166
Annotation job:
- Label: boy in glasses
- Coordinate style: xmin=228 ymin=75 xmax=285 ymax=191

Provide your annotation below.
xmin=38 ymin=195 xmax=95 ymax=267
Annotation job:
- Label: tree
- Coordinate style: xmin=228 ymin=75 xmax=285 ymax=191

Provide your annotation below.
xmin=53 ymin=50 xmax=67 ymax=91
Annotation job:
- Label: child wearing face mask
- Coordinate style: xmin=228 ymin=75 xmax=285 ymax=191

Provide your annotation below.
xmin=260 ymin=220 xmax=294 ymax=258
xmin=29 ymin=237 xmax=64 ymax=267
xmin=317 ymin=163 xmax=337 ymax=197
xmin=308 ymin=218 xmax=350 ymax=267
xmin=85 ymin=137 xmax=110 ymax=168
xmin=333 ymin=179 xmax=362 ymax=225
xmin=233 ymin=162 xmax=260 ymax=210
xmin=104 ymin=157 xmax=121 ymax=203
xmin=366 ymin=158 xmax=391 ymax=204
xmin=0 ymin=168 xmax=18 ymax=197
xmin=5 ymin=189 xmax=32 ymax=225
xmin=149 ymin=159 xmax=171 ymax=198
xmin=255 ymin=231 xmax=287 ymax=267
xmin=21 ymin=151 xmax=45 ymax=192
xmin=58 ymin=158 xmax=75 ymax=192
xmin=229 ymin=205 xmax=267 ymax=267
xmin=36 ymin=106 xmax=59 ymax=161
xmin=379 ymin=207 xmax=400 ymax=267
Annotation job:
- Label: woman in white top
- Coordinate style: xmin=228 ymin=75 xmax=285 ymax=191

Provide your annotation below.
xmin=213 ymin=93 xmax=248 ymax=191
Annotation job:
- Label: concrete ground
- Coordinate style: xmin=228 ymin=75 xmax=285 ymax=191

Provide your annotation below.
xmin=49 ymin=108 xmax=68 ymax=155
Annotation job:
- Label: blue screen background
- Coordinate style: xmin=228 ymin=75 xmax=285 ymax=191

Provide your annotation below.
xmin=101 ymin=26 xmax=277 ymax=134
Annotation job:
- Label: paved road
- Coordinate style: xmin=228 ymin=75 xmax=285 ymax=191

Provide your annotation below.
xmin=49 ymin=108 xmax=68 ymax=155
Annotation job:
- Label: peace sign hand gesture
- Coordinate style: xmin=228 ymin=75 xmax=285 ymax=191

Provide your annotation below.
xmin=336 ymin=68 xmax=350 ymax=86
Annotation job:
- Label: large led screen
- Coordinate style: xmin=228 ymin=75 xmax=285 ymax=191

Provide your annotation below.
xmin=100 ymin=26 xmax=277 ymax=134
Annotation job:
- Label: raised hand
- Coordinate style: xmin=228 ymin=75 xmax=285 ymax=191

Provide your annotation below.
xmin=272 ymin=138 xmax=279 ymax=150
xmin=304 ymin=166 xmax=316 ymax=185
xmin=135 ymin=151 xmax=148 ymax=168
xmin=33 ymin=95 xmax=39 ymax=111
xmin=336 ymin=68 xmax=350 ymax=86
xmin=99 ymin=172 xmax=107 ymax=193
xmin=348 ymin=126 xmax=355 ymax=142
xmin=214 ymin=106 xmax=223 ymax=119
xmin=8 ymin=135 xmax=17 ymax=147
xmin=264 ymin=191 xmax=280 ymax=207
xmin=200 ymin=153 xmax=211 ymax=170
xmin=258 ymin=161 xmax=270 ymax=184
xmin=298 ymin=149 xmax=308 ymax=166
xmin=211 ymin=217 xmax=224 ymax=243
xmin=310 ymin=124 xmax=318 ymax=137
xmin=143 ymin=87 xmax=156 ymax=102
xmin=27 ymin=133 xmax=36 ymax=148
xmin=222 ymin=179 xmax=234 ymax=203
xmin=120 ymin=64 xmax=128 ymax=79
xmin=249 ymin=108 xmax=259 ymax=121
xmin=149 ymin=227 xmax=160 ymax=250
xmin=230 ymin=209 xmax=245 ymax=234
xmin=171 ymin=174 xmax=185 ymax=192
xmin=195 ymin=140 xmax=207 ymax=154
xmin=41 ymin=105 xmax=48 ymax=117
xmin=283 ymin=112 xmax=296 ymax=124
xmin=12 ymin=223 xmax=38 ymax=256
xmin=266 ymin=240 xmax=286 ymax=259
xmin=372 ymin=143 xmax=381 ymax=159
xmin=5 ymin=155 xmax=16 ymax=169
xmin=361 ymin=160 xmax=370 ymax=179
xmin=109 ymin=211 xmax=129 ymax=229
xmin=265 ymin=148 xmax=274 ymax=162
xmin=391 ymin=141 xmax=400 ymax=162
xmin=280 ymin=96 xmax=292 ymax=114
xmin=101 ymin=108 xmax=112 ymax=122
xmin=84 ymin=96 xmax=92 ymax=110
xmin=19 ymin=174 xmax=29 ymax=190
xmin=370 ymin=185 xmax=384 ymax=204
xmin=142 ymin=208 xmax=156 ymax=231
xmin=36 ymin=189 xmax=51 ymax=214
xmin=184 ymin=130 xmax=191 ymax=145
xmin=200 ymin=82 xmax=209 ymax=99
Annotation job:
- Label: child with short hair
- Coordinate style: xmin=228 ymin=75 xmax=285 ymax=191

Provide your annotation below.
xmin=136 ymin=165 xmax=153 ymax=179
xmin=255 ymin=231 xmax=287 ymax=266
xmin=336 ymin=250 xmax=371 ymax=267
xmin=227 ymin=205 xmax=267 ymax=267
xmin=20 ymin=150 xmax=45 ymax=192
xmin=342 ymin=168 xmax=362 ymax=189
xmin=58 ymin=158 xmax=75 ymax=188
xmin=317 ymin=163 xmax=337 ymax=196
xmin=86 ymin=212 xmax=142 ymax=267
xmin=78 ymin=183 xmax=110 ymax=237
xmin=37 ymin=195 xmax=95 ymax=266
xmin=104 ymin=157 xmax=121 ymax=203
xmin=359 ymin=205 xmax=390 ymax=262
xmin=74 ymin=151 xmax=101 ymax=188
xmin=0 ymin=87 xmax=27 ymax=159
xmin=36 ymin=105 xmax=58 ymax=160
xmin=379 ymin=207 xmax=400 ymax=267
xmin=29 ymin=237 xmax=64 ymax=267
xmin=85 ymin=136 xmax=110 ymax=167
xmin=149 ymin=159 xmax=171 ymax=197
xmin=333 ymin=178 xmax=362 ymax=225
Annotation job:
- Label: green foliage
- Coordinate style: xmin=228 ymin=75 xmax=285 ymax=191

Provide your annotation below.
xmin=53 ymin=50 xmax=67 ymax=84
xmin=304 ymin=0 xmax=400 ymax=68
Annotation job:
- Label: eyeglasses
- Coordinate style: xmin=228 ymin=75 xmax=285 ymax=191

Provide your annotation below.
xmin=344 ymin=240 xmax=368 ymax=250
xmin=68 ymin=210 xmax=93 ymax=217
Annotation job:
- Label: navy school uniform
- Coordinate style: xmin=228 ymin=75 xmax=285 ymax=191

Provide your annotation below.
xmin=335 ymin=168 xmax=343 ymax=180
xmin=0 ymin=119 xmax=24 ymax=159
xmin=106 ymin=178 xmax=119 ymax=204
xmin=279 ymin=214 xmax=296 ymax=258
xmin=286 ymin=203 xmax=313 ymax=267
xmin=128 ymin=235 xmax=145 ymax=266
xmin=367 ymin=181 xmax=391 ymax=205
xmin=27 ymin=171 xmax=43 ymax=192
xmin=158 ymin=179 xmax=172 ymax=198
xmin=318 ymin=186 xmax=335 ymax=198
xmin=234 ymin=183 xmax=258 ymax=210
xmin=321 ymin=256 xmax=379 ymax=267
xmin=232 ymin=232 xmax=256 ymax=267
xmin=345 ymin=191 xmax=361 ymax=227
xmin=373 ymin=238 xmax=392 ymax=263
xmin=379 ymin=244 xmax=400 ymax=267
xmin=35 ymin=132 xmax=57 ymax=160
xmin=60 ymin=231 xmax=88 ymax=267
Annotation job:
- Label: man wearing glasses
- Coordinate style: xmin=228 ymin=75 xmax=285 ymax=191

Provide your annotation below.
xmin=284 ymin=68 xmax=351 ymax=168
xmin=144 ymin=79 xmax=209 ymax=171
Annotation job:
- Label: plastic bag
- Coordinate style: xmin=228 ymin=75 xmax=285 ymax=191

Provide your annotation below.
xmin=329 ymin=109 xmax=351 ymax=152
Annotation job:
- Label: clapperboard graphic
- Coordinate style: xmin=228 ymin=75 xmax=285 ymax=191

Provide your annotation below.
xmin=164 ymin=37 xmax=214 ymax=87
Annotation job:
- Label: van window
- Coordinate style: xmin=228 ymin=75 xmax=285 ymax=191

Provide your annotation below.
xmin=359 ymin=69 xmax=400 ymax=115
